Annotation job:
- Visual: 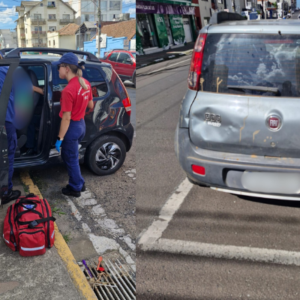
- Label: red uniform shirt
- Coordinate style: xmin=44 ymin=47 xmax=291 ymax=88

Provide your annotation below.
xmin=59 ymin=77 xmax=93 ymax=121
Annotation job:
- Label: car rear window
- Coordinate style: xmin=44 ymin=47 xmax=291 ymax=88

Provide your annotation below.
xmin=201 ymin=34 xmax=300 ymax=97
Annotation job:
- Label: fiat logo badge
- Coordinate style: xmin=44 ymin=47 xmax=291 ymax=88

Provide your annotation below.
xmin=266 ymin=115 xmax=281 ymax=131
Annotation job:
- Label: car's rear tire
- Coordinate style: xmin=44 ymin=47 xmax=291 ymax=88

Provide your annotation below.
xmin=85 ymin=135 xmax=126 ymax=176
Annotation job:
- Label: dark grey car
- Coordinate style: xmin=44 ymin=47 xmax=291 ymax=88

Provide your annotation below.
xmin=175 ymin=14 xmax=300 ymax=200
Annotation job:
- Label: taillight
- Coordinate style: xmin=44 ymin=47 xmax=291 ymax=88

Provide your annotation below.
xmin=187 ymin=33 xmax=207 ymax=91
xmin=122 ymin=97 xmax=131 ymax=117
xmin=191 ymin=164 xmax=206 ymax=176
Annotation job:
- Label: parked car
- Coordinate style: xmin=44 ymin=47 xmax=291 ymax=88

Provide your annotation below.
xmin=175 ymin=12 xmax=300 ymax=200
xmin=101 ymin=50 xmax=136 ymax=88
xmin=0 ymin=48 xmax=134 ymax=197
xmin=298 ymin=14 xmax=300 ymax=18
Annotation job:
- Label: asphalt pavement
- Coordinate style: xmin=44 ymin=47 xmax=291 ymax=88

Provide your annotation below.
xmin=136 ymin=54 xmax=300 ymax=299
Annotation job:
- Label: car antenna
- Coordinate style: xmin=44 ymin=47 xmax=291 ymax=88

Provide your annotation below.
xmin=278 ymin=30 xmax=282 ymax=35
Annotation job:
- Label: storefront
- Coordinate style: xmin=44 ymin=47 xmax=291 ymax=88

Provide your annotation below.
xmin=136 ymin=0 xmax=197 ymax=53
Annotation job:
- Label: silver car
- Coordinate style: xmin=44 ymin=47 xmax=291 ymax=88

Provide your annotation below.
xmin=175 ymin=13 xmax=300 ymax=200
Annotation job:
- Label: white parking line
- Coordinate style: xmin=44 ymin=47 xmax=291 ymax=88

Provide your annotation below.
xmin=139 ymin=178 xmax=300 ymax=267
xmin=138 ymin=178 xmax=193 ymax=246
xmin=144 ymin=239 xmax=300 ymax=267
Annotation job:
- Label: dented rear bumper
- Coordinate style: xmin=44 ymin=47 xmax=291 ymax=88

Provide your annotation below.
xmin=175 ymin=124 xmax=300 ymax=199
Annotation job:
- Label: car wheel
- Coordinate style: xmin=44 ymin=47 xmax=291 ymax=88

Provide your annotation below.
xmin=133 ymin=74 xmax=136 ymax=88
xmin=85 ymin=135 xmax=126 ymax=176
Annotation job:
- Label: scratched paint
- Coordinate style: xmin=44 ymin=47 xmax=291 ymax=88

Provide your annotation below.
xmin=253 ymin=130 xmax=260 ymax=142
xmin=239 ymin=116 xmax=248 ymax=142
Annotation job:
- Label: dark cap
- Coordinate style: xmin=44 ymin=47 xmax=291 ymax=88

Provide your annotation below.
xmin=53 ymin=52 xmax=85 ymax=69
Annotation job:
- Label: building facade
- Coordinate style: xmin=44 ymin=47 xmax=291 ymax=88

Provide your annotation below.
xmin=16 ymin=0 xmax=76 ymax=48
xmin=68 ymin=0 xmax=122 ymax=24
xmin=0 ymin=30 xmax=18 ymax=49
xmin=136 ymin=0 xmax=197 ymax=54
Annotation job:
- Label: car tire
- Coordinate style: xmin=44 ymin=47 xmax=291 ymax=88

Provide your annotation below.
xmin=85 ymin=135 xmax=126 ymax=176
xmin=133 ymin=74 xmax=136 ymax=88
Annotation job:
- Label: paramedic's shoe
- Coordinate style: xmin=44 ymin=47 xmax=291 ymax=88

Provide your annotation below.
xmin=67 ymin=183 xmax=86 ymax=192
xmin=2 ymin=190 xmax=21 ymax=205
xmin=62 ymin=186 xmax=81 ymax=198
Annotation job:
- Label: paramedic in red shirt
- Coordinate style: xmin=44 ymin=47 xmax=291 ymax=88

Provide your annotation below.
xmin=53 ymin=53 xmax=94 ymax=197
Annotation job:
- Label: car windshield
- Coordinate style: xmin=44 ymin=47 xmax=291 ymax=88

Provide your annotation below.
xmin=201 ymin=33 xmax=300 ymax=97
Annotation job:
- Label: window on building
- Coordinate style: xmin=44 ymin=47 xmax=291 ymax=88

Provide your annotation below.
xmin=109 ymin=1 xmax=121 ymax=10
xmin=89 ymin=15 xmax=95 ymax=22
xmin=101 ymin=1 xmax=107 ymax=11
xmin=82 ymin=0 xmax=95 ymax=12
xmin=49 ymin=26 xmax=56 ymax=31
xmin=34 ymin=14 xmax=42 ymax=19
xmin=34 ymin=26 xmax=42 ymax=32
xmin=101 ymin=14 xmax=107 ymax=21
xmin=108 ymin=52 xmax=118 ymax=62
xmin=63 ymin=14 xmax=70 ymax=20
xmin=53 ymin=40 xmax=55 ymax=46
xmin=117 ymin=52 xmax=131 ymax=64
xmin=40 ymin=3 xmax=43 ymax=6
xmin=48 ymin=1 xmax=55 ymax=7
xmin=49 ymin=40 xmax=51 ymax=46
xmin=84 ymin=14 xmax=89 ymax=21
xmin=49 ymin=14 xmax=56 ymax=20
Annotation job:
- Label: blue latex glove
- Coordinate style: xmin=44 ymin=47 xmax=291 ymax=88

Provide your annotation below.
xmin=55 ymin=140 xmax=62 ymax=153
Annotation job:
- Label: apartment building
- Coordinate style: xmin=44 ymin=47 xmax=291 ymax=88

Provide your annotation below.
xmin=16 ymin=0 xmax=76 ymax=48
xmin=0 ymin=30 xmax=17 ymax=49
xmin=68 ymin=0 xmax=122 ymax=24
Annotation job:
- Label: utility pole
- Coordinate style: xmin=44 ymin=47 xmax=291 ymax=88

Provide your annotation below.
xmin=97 ymin=0 xmax=101 ymax=58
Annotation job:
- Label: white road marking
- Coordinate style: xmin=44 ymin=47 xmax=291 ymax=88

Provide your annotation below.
xmin=138 ymin=178 xmax=193 ymax=246
xmin=138 ymin=58 xmax=191 ymax=76
xmin=143 ymin=238 xmax=300 ymax=267
xmin=64 ymin=192 xmax=135 ymax=269
xmin=139 ymin=177 xmax=300 ymax=267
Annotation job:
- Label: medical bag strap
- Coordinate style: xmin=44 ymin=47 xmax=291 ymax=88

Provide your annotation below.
xmin=0 ymin=59 xmax=20 ymax=126
xmin=15 ymin=210 xmax=43 ymax=225
xmin=27 ymin=216 xmax=56 ymax=229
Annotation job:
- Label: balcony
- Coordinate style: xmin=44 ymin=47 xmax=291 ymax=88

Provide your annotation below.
xmin=47 ymin=4 xmax=56 ymax=8
xmin=31 ymin=31 xmax=47 ymax=37
xmin=31 ymin=18 xmax=46 ymax=25
xmin=60 ymin=18 xmax=74 ymax=24
xmin=20 ymin=33 xmax=25 ymax=39
xmin=32 ymin=43 xmax=47 ymax=47
xmin=48 ymin=17 xmax=57 ymax=21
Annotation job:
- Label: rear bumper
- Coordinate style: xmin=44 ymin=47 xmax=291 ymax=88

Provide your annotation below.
xmin=175 ymin=124 xmax=300 ymax=199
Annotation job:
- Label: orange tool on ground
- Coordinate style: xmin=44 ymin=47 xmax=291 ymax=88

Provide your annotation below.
xmin=97 ymin=256 xmax=105 ymax=272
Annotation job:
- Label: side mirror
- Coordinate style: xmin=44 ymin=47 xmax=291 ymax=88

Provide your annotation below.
xmin=126 ymin=58 xmax=132 ymax=64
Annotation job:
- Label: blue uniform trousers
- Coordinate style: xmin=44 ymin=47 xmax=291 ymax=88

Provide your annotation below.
xmin=61 ymin=119 xmax=85 ymax=192
xmin=5 ymin=121 xmax=17 ymax=191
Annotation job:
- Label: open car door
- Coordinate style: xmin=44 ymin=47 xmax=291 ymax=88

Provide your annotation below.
xmin=0 ymin=58 xmax=20 ymax=199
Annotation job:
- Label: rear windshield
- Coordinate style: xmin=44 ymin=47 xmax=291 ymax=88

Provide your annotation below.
xmin=201 ymin=34 xmax=300 ymax=97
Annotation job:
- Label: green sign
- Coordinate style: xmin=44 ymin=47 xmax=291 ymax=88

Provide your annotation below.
xmin=136 ymin=24 xmax=144 ymax=55
xmin=153 ymin=14 xmax=169 ymax=48
xmin=169 ymin=15 xmax=185 ymax=45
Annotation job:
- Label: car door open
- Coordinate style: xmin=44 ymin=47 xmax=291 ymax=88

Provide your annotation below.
xmin=0 ymin=58 xmax=20 ymax=198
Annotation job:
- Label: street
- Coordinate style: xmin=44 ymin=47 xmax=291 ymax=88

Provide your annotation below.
xmin=136 ymin=55 xmax=300 ymax=299
xmin=15 ymin=85 xmax=136 ymax=267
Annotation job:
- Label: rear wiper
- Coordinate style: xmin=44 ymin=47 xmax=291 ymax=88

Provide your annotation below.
xmin=227 ymin=85 xmax=279 ymax=94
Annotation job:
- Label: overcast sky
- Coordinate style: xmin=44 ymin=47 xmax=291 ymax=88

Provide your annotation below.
xmin=0 ymin=0 xmax=136 ymax=30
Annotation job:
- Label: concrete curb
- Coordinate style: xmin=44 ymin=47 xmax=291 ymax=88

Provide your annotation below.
xmin=20 ymin=171 xmax=97 ymax=300
xmin=137 ymin=50 xmax=193 ymax=69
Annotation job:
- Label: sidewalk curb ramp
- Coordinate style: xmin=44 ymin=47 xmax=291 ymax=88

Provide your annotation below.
xmin=20 ymin=171 xmax=98 ymax=300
